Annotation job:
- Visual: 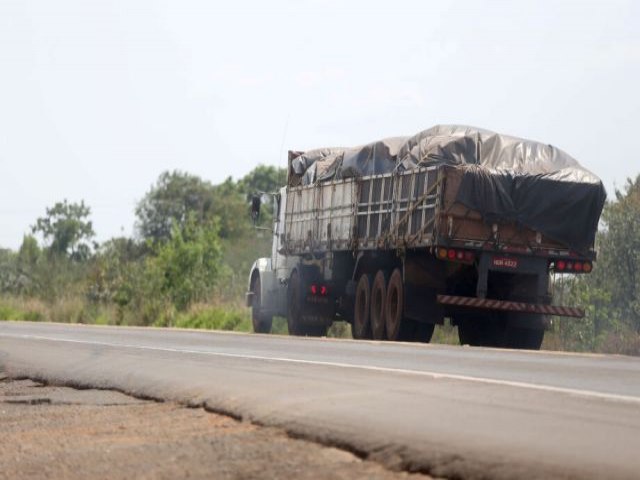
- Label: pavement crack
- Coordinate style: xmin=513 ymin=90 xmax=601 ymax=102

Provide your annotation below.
xmin=2 ymin=397 xmax=52 ymax=405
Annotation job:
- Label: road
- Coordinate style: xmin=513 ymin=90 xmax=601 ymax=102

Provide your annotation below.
xmin=1 ymin=321 xmax=640 ymax=480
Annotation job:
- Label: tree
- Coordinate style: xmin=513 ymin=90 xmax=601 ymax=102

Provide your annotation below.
xmin=136 ymin=171 xmax=217 ymax=243
xmin=237 ymin=165 xmax=287 ymax=227
xmin=154 ymin=215 xmax=223 ymax=310
xmin=17 ymin=234 xmax=40 ymax=268
xmin=136 ymin=171 xmax=251 ymax=242
xmin=210 ymin=177 xmax=251 ymax=238
xmin=597 ymin=175 xmax=640 ymax=331
xmin=32 ymin=200 xmax=95 ymax=261
xmin=238 ymin=164 xmax=287 ymax=197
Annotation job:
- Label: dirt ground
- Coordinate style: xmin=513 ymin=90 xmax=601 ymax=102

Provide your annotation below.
xmin=0 ymin=374 xmax=432 ymax=480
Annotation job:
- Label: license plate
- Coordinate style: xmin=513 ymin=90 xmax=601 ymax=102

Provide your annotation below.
xmin=492 ymin=256 xmax=519 ymax=269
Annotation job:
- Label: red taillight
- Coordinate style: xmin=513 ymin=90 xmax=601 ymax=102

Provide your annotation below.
xmin=556 ymin=260 xmax=566 ymax=271
xmin=320 ymin=285 xmax=328 ymax=296
xmin=447 ymin=249 xmax=456 ymax=260
xmin=464 ymin=251 xmax=474 ymax=261
xmin=583 ymin=262 xmax=592 ymax=273
xmin=574 ymin=262 xmax=583 ymax=272
xmin=310 ymin=284 xmax=318 ymax=295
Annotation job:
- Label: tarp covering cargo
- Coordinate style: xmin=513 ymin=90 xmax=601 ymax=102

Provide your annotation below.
xmin=289 ymin=125 xmax=606 ymax=253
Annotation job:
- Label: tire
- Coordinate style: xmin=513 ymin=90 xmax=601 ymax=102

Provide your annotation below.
xmin=251 ymin=276 xmax=272 ymax=334
xmin=404 ymin=320 xmax=435 ymax=343
xmin=370 ymin=270 xmax=387 ymax=340
xmin=385 ymin=268 xmax=408 ymax=342
xmin=287 ymin=269 xmax=328 ymax=338
xmin=352 ymin=274 xmax=372 ymax=340
xmin=504 ymin=326 xmax=544 ymax=350
xmin=304 ymin=325 xmax=329 ymax=337
xmin=457 ymin=315 xmax=490 ymax=346
xmin=457 ymin=313 xmax=544 ymax=350
xmin=287 ymin=270 xmax=304 ymax=336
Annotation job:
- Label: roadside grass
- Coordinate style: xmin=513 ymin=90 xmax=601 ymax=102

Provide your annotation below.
xmin=0 ymin=296 xmax=47 ymax=322
xmin=432 ymin=320 xmax=459 ymax=345
xmin=3 ymin=293 xmax=639 ymax=355
xmin=171 ymin=303 xmax=251 ymax=332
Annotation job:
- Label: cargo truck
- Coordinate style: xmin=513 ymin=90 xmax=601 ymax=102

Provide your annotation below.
xmin=247 ymin=125 xmax=606 ymax=350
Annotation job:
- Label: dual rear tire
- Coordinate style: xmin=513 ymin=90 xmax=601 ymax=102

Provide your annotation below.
xmin=352 ymin=268 xmax=434 ymax=343
xmin=456 ymin=313 xmax=544 ymax=350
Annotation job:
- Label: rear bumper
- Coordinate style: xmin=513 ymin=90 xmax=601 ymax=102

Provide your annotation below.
xmin=437 ymin=294 xmax=584 ymax=318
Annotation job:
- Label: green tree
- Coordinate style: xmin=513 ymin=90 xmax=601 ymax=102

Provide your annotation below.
xmin=597 ymin=175 xmax=640 ymax=331
xmin=211 ymin=177 xmax=251 ymax=238
xmin=237 ymin=165 xmax=287 ymax=227
xmin=32 ymin=200 xmax=95 ymax=261
xmin=154 ymin=215 xmax=223 ymax=311
xmin=238 ymin=164 xmax=287 ymax=197
xmin=136 ymin=171 xmax=251 ymax=242
xmin=18 ymin=235 xmax=40 ymax=266
xmin=136 ymin=171 xmax=217 ymax=242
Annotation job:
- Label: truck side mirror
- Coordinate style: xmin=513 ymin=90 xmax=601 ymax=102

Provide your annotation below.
xmin=251 ymin=194 xmax=261 ymax=225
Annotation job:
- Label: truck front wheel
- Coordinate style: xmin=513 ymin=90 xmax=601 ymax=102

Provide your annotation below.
xmin=251 ymin=276 xmax=272 ymax=334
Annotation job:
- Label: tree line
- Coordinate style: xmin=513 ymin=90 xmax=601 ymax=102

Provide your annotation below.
xmin=0 ymin=165 xmax=285 ymax=328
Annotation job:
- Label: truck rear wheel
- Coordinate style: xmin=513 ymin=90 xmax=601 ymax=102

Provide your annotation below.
xmin=504 ymin=325 xmax=544 ymax=350
xmin=457 ymin=313 xmax=544 ymax=350
xmin=404 ymin=320 xmax=435 ymax=343
xmin=370 ymin=270 xmax=387 ymax=340
xmin=385 ymin=268 xmax=411 ymax=342
xmin=251 ymin=276 xmax=272 ymax=334
xmin=352 ymin=274 xmax=372 ymax=339
xmin=287 ymin=270 xmax=305 ymax=336
xmin=287 ymin=270 xmax=328 ymax=337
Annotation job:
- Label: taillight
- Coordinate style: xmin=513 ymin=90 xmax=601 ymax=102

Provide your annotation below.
xmin=310 ymin=284 xmax=329 ymax=296
xmin=437 ymin=248 xmax=475 ymax=264
xmin=554 ymin=260 xmax=592 ymax=273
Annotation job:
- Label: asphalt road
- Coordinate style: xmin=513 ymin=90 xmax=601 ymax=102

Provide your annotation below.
xmin=1 ymin=321 xmax=640 ymax=480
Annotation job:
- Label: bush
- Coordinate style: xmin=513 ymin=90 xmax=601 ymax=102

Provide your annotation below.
xmin=171 ymin=304 xmax=251 ymax=331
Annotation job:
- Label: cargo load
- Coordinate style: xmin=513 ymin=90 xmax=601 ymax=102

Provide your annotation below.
xmin=289 ymin=125 xmax=606 ymax=253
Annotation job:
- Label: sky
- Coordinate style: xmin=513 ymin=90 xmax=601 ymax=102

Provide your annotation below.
xmin=1 ymin=0 xmax=639 ymax=249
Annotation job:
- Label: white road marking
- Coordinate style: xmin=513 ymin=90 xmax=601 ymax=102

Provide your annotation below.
xmin=3 ymin=332 xmax=640 ymax=406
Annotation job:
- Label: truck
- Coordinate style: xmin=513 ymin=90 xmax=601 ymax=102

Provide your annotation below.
xmin=247 ymin=125 xmax=606 ymax=350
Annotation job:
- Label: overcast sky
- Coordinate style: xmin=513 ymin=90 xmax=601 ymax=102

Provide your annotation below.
xmin=1 ymin=0 xmax=638 ymax=249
